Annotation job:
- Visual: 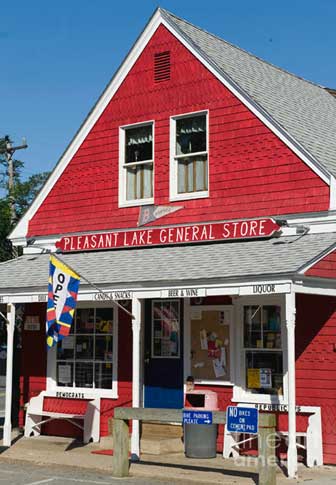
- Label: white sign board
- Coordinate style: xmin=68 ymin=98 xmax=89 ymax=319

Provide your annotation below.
xmin=161 ymin=288 xmax=206 ymax=298
xmin=239 ymin=283 xmax=291 ymax=296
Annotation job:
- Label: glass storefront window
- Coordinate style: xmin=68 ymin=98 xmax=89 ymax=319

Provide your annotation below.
xmin=56 ymin=307 xmax=114 ymax=389
xmin=243 ymin=305 xmax=283 ymax=395
xmin=152 ymin=300 xmax=180 ymax=358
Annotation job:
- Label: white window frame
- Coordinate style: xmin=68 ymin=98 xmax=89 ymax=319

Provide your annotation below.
xmin=232 ymin=295 xmax=288 ymax=405
xmin=169 ymin=110 xmax=209 ymax=202
xmin=47 ymin=301 xmax=118 ymax=399
xmin=184 ymin=304 xmax=234 ymax=386
xmin=118 ymin=120 xmax=155 ymax=208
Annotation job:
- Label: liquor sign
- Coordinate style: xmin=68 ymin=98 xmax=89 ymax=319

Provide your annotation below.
xmin=55 ymin=218 xmax=280 ymax=253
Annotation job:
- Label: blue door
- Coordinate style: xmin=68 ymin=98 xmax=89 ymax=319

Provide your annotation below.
xmin=144 ymin=299 xmax=184 ymax=409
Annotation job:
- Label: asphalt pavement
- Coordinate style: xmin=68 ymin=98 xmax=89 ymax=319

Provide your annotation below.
xmin=0 ymin=461 xmax=185 ymax=485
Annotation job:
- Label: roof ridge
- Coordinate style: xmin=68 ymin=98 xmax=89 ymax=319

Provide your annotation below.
xmin=160 ymin=8 xmax=327 ymax=91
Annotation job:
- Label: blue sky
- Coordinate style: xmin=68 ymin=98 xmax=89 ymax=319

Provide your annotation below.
xmin=1 ymin=0 xmax=335 ymax=181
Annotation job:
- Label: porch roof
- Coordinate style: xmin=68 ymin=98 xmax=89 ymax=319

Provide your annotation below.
xmin=1 ymin=232 xmax=336 ymax=294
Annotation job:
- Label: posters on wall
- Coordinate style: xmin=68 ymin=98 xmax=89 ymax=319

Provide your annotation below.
xmin=153 ymin=302 xmax=180 ymax=357
xmin=58 ymin=364 xmax=71 ymax=384
xmin=62 ymin=335 xmax=75 ymax=349
xmin=247 ymin=368 xmax=272 ymax=389
xmin=191 ymin=310 xmax=231 ymax=380
xmin=24 ymin=315 xmax=40 ymax=331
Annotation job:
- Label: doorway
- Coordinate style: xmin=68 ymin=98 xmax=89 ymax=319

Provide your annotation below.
xmin=144 ymin=299 xmax=184 ymax=408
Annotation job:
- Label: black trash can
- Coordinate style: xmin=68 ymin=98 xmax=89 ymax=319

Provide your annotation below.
xmin=184 ymin=390 xmax=218 ymax=458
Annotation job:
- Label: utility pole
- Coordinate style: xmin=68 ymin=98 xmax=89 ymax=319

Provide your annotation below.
xmin=1 ymin=136 xmax=28 ymax=258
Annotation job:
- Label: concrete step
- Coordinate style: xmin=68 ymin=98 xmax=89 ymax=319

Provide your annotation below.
xmin=140 ymin=422 xmax=184 ymax=455
xmin=101 ymin=422 xmax=184 ymax=455
xmin=141 ymin=436 xmax=184 ymax=455
xmin=141 ymin=422 xmax=183 ymax=439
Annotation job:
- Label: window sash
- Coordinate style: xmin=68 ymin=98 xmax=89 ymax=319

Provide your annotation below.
xmin=152 ymin=300 xmax=180 ymax=358
xmin=56 ymin=307 xmax=114 ymax=390
xmin=125 ymin=124 xmax=153 ymax=163
xmin=175 ymin=115 xmax=207 ymax=156
xmin=121 ymin=122 xmax=154 ymax=203
xmin=177 ymin=155 xmax=208 ymax=193
xmin=126 ymin=162 xmax=153 ymax=200
xmin=173 ymin=113 xmax=208 ymax=196
xmin=243 ymin=305 xmax=283 ymax=396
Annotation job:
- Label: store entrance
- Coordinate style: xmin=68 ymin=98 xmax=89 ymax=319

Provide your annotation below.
xmin=144 ymin=299 xmax=184 ymax=408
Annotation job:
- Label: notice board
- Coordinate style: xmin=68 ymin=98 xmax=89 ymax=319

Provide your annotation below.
xmin=190 ymin=308 xmax=232 ymax=382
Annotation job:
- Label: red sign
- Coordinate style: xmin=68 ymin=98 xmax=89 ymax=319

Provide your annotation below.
xmin=55 ymin=218 xmax=280 ymax=253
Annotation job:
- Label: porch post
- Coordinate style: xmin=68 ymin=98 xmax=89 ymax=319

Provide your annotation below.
xmin=285 ymin=289 xmax=298 ymax=478
xmin=3 ymin=303 xmax=15 ymax=447
xmin=131 ymin=296 xmax=141 ymax=460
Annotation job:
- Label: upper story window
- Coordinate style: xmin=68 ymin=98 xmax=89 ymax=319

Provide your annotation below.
xmin=119 ymin=121 xmax=154 ymax=207
xmin=170 ymin=111 xmax=208 ymax=201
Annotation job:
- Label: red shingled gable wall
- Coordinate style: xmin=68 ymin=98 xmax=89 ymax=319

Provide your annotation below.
xmin=296 ymin=294 xmax=336 ymax=464
xmin=27 ymin=25 xmax=329 ymax=238
xmin=305 ymin=250 xmax=336 ymax=278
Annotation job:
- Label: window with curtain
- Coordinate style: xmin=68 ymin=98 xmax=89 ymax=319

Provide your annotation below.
xmin=56 ymin=307 xmax=115 ymax=390
xmin=174 ymin=113 xmax=208 ymax=194
xmin=123 ymin=123 xmax=153 ymax=201
xmin=243 ymin=305 xmax=283 ymax=396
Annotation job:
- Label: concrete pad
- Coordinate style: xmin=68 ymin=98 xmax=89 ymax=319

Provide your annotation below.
xmin=0 ymin=434 xmax=335 ymax=485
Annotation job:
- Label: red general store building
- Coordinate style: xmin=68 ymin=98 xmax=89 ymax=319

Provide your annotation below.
xmin=1 ymin=8 xmax=336 ymax=478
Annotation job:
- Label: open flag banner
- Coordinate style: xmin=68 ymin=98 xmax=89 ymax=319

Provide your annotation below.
xmin=46 ymin=255 xmax=80 ymax=350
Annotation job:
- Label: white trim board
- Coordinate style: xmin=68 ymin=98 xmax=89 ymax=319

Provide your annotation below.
xmin=0 ymin=279 xmax=294 ymax=303
xmin=10 ymin=7 xmax=333 ymax=243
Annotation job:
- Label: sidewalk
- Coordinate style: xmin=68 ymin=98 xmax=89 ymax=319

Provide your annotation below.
xmin=0 ymin=434 xmax=335 ymax=484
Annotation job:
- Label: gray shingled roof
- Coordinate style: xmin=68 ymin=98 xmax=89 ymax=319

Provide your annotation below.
xmin=1 ymin=233 xmax=336 ymax=293
xmin=161 ymin=9 xmax=336 ymax=177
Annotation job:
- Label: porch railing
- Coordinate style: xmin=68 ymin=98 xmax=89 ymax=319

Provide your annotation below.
xmin=112 ymin=407 xmax=277 ymax=485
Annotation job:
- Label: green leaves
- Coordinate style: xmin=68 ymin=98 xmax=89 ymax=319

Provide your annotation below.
xmin=0 ymin=136 xmax=50 ymax=261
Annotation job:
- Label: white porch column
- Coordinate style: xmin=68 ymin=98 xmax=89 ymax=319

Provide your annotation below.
xmin=131 ymin=296 xmax=141 ymax=460
xmin=286 ymin=290 xmax=298 ymax=478
xmin=3 ymin=303 xmax=15 ymax=447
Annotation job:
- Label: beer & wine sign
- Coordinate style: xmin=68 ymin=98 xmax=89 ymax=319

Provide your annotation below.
xmin=55 ymin=218 xmax=280 ymax=253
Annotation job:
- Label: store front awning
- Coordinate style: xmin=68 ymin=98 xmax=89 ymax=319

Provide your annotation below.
xmin=1 ymin=232 xmax=336 ymax=296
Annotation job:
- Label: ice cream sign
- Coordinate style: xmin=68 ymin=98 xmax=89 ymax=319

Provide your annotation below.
xmin=56 ymin=218 xmax=281 ymax=253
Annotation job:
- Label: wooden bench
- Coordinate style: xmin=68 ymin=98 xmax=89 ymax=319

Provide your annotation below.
xmin=223 ymin=404 xmax=323 ymax=467
xmin=112 ymin=407 xmax=277 ymax=485
xmin=24 ymin=392 xmax=100 ymax=443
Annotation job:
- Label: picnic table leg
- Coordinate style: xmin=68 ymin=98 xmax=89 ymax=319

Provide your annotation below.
xmin=258 ymin=413 xmax=277 ymax=485
xmin=112 ymin=418 xmax=130 ymax=477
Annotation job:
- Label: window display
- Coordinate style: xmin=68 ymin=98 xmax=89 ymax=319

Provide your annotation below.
xmin=152 ymin=300 xmax=180 ymax=358
xmin=243 ymin=305 xmax=283 ymax=395
xmin=56 ymin=307 xmax=114 ymax=390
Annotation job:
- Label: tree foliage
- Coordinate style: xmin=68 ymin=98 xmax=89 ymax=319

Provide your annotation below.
xmin=0 ymin=136 xmax=49 ymax=261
